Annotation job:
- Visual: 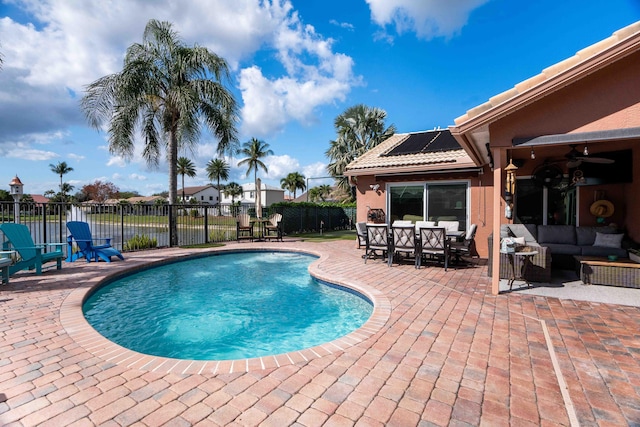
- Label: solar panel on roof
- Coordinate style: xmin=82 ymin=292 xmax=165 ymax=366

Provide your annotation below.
xmin=383 ymin=130 xmax=461 ymax=157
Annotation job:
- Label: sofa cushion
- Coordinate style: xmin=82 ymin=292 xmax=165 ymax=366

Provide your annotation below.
xmin=543 ymin=243 xmax=582 ymax=255
xmin=581 ymin=246 xmax=628 ymax=258
xmin=593 ymin=232 xmax=624 ymax=248
xmin=507 ymin=224 xmax=538 ymax=243
xmin=537 ymin=225 xmax=576 ymax=245
xmin=575 ymin=226 xmax=617 ymax=246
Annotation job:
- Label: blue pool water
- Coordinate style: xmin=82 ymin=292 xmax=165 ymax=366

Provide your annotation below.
xmin=83 ymin=251 xmax=373 ymax=360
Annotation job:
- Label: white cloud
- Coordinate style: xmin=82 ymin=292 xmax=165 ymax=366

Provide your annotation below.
xmin=106 ymin=156 xmax=127 ymax=168
xmin=68 ymin=153 xmax=85 ymax=161
xmin=264 ymin=154 xmax=300 ymax=180
xmin=128 ymin=173 xmax=147 ymax=181
xmin=365 ymin=0 xmax=489 ymax=40
xmin=302 ymin=162 xmax=331 ymax=182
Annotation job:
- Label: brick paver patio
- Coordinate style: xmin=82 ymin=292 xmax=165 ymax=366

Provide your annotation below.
xmin=1 ymin=239 xmax=639 ymax=426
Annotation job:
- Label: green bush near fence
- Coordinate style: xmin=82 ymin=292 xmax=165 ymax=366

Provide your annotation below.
xmin=123 ymin=234 xmax=158 ymax=251
xmin=267 ymin=201 xmax=356 ymax=235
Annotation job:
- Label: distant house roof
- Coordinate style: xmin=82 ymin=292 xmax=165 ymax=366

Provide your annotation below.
xmin=242 ymin=182 xmax=284 ymax=192
xmin=345 ymin=129 xmax=476 ymax=177
xmin=30 ymin=194 xmax=49 ymax=204
xmin=85 ymin=196 xmax=165 ymax=205
xmin=182 ymin=185 xmax=215 ymax=196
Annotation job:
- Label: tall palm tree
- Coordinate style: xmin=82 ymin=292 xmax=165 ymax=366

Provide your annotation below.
xmin=238 ymin=138 xmax=273 ymax=214
xmin=81 ymin=19 xmax=238 ymax=246
xmin=206 ymin=158 xmax=230 ymax=213
xmin=49 ymin=161 xmax=74 ymax=201
xmin=176 ymin=157 xmax=196 ymax=203
xmin=280 ymin=172 xmax=306 ymax=199
xmin=326 ymin=104 xmax=396 ymax=193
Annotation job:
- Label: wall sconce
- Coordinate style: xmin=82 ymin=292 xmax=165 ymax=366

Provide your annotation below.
xmin=369 ymin=183 xmax=380 ymax=192
xmin=583 ymin=145 xmax=589 ymax=156
xmin=530 ymin=148 xmax=536 ymax=159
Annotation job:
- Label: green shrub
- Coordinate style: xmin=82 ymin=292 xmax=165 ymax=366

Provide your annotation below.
xmin=190 ymin=209 xmax=199 ymax=218
xmin=123 ymin=234 xmax=158 ymax=251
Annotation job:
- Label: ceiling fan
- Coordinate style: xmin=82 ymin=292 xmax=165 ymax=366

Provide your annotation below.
xmin=564 ymin=144 xmax=615 ymax=168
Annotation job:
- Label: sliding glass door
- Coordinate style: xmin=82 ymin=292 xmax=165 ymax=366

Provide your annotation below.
xmin=388 ymin=181 xmax=468 ymax=231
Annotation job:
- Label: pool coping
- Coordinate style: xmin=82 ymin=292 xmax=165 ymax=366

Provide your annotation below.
xmin=59 ymin=245 xmax=392 ymax=375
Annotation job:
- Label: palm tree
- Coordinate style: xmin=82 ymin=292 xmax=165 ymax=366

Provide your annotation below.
xmin=49 ymin=161 xmax=74 ymax=201
xmin=326 ymin=104 xmax=396 ymax=193
xmin=176 ymin=157 xmax=197 ymax=203
xmin=316 ymin=184 xmax=332 ymax=201
xmin=238 ymin=138 xmax=273 ymax=215
xmin=280 ymin=172 xmax=306 ymax=199
xmin=206 ymin=158 xmax=229 ymax=213
xmin=81 ymin=19 xmax=238 ymax=246
xmin=224 ymin=181 xmax=243 ymax=215
xmin=224 ymin=181 xmax=243 ymax=202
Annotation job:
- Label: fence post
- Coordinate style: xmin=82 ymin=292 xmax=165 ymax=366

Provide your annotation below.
xmin=120 ymin=206 xmax=125 ymax=249
xmin=204 ymin=206 xmax=209 ymax=244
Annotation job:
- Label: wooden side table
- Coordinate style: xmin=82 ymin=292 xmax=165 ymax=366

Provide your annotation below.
xmin=501 ymin=250 xmax=539 ymax=290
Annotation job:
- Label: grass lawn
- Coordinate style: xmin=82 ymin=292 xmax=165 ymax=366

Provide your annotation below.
xmin=289 ymin=229 xmax=357 ymax=242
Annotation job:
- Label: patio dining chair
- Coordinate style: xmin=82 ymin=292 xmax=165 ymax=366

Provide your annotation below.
xmin=450 ymin=223 xmax=478 ymax=263
xmin=389 ymin=225 xmax=418 ymax=267
xmin=417 ymin=227 xmax=450 ymax=271
xmin=355 ymin=222 xmax=367 ymax=249
xmin=364 ymin=224 xmax=390 ymax=264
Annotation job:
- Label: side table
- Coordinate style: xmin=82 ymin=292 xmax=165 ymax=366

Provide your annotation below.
xmin=501 ymin=250 xmax=539 ymax=290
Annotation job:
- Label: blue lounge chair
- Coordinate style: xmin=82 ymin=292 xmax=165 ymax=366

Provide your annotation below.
xmin=66 ymin=221 xmax=124 ymax=263
xmin=0 ymin=223 xmax=64 ymax=276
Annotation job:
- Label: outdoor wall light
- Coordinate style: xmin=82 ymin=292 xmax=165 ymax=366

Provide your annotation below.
xmin=530 ymin=148 xmax=536 ymax=159
xmin=583 ymin=145 xmax=589 ymax=156
xmin=369 ymin=183 xmax=380 ymax=192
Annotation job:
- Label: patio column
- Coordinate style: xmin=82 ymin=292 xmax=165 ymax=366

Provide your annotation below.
xmin=491 ymin=148 xmax=506 ymax=295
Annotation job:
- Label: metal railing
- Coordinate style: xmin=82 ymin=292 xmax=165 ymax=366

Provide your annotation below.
xmin=0 ymin=202 xmax=356 ymax=254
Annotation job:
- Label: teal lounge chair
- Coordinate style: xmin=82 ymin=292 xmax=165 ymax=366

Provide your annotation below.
xmin=0 ymin=251 xmax=15 ymax=284
xmin=66 ymin=221 xmax=124 ymax=263
xmin=0 ymin=223 xmax=64 ymax=276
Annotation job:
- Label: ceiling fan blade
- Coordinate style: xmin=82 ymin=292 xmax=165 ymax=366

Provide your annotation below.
xmin=567 ymin=159 xmax=582 ymax=168
xmin=580 ymin=157 xmax=614 ymax=164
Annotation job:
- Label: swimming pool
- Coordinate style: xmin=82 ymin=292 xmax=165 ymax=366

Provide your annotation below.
xmin=83 ymin=251 xmax=373 ymax=360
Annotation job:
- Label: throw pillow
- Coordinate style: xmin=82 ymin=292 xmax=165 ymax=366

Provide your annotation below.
xmin=593 ymin=232 xmax=624 ymax=248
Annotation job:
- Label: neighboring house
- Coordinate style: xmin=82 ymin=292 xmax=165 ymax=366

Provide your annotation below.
xmin=30 ymin=194 xmax=50 ymax=206
xmin=180 ymin=185 xmax=219 ymax=205
xmin=220 ymin=182 xmax=285 ymax=208
xmin=346 ymin=21 xmax=640 ymax=295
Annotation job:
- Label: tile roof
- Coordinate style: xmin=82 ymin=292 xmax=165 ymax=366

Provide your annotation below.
xmin=345 ymin=130 xmax=475 ymax=175
xmin=453 ymin=21 xmax=640 ymax=127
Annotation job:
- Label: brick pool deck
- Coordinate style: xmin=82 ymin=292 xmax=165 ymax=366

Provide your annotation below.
xmin=1 ymin=239 xmax=639 ymax=426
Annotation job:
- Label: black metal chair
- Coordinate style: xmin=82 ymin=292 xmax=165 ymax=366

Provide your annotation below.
xmin=364 ymin=224 xmax=390 ymax=264
xmin=356 ymin=222 xmax=367 ymax=249
xmin=450 ymin=223 xmax=478 ymax=263
xmin=389 ymin=225 xmax=418 ymax=267
xmin=417 ymin=227 xmax=450 ymax=270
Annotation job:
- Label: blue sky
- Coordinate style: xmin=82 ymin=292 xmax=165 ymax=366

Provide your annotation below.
xmin=0 ymin=0 xmax=639 ymax=197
